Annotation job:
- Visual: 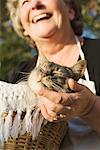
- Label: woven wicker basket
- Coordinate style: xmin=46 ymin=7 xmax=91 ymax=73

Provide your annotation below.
xmin=0 ymin=120 xmax=67 ymax=150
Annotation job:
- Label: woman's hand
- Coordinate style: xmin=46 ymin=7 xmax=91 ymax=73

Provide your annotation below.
xmin=39 ymin=79 xmax=96 ymax=122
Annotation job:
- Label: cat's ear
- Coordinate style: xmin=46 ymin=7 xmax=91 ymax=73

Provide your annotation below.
xmin=71 ymin=60 xmax=87 ymax=80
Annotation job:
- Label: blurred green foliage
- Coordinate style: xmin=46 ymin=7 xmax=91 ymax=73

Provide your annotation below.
xmin=0 ymin=19 xmax=32 ymax=80
xmin=81 ymin=0 xmax=100 ymax=34
xmin=0 ymin=0 xmax=100 ymax=80
xmin=0 ymin=0 xmax=33 ymax=80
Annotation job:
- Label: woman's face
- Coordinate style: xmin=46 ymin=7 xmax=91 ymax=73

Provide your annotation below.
xmin=19 ymin=0 xmax=75 ymax=42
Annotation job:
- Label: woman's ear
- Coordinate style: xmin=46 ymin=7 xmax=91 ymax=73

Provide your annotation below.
xmin=68 ymin=7 xmax=75 ymax=21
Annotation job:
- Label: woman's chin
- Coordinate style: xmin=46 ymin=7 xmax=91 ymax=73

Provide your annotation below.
xmin=34 ymin=28 xmax=58 ymax=39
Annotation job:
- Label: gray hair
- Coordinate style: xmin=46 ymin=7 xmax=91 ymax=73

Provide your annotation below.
xmin=7 ymin=0 xmax=83 ymax=48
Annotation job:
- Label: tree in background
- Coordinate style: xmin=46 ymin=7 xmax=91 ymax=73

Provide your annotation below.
xmin=0 ymin=0 xmax=100 ymax=80
xmin=82 ymin=0 xmax=100 ymax=37
xmin=0 ymin=0 xmax=33 ymax=80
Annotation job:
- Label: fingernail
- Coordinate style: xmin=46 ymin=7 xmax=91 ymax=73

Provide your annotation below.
xmin=66 ymin=106 xmax=72 ymax=109
xmin=53 ymin=117 xmax=57 ymax=121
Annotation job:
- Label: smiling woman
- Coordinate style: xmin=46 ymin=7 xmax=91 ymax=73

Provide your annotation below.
xmin=19 ymin=0 xmax=68 ymax=43
xmin=7 ymin=0 xmax=83 ymax=48
xmin=2 ymin=0 xmax=100 ymax=150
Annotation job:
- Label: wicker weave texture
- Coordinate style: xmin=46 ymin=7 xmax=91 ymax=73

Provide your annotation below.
xmin=0 ymin=121 xmax=67 ymax=150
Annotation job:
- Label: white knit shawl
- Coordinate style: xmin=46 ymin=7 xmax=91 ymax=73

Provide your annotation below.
xmin=0 ymin=81 xmax=45 ymax=144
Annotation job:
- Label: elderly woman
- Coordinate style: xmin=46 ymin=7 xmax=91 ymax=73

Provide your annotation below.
xmin=6 ymin=0 xmax=100 ymax=149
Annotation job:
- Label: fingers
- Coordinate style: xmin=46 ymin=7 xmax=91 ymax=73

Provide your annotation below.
xmin=39 ymin=80 xmax=85 ymax=121
xmin=40 ymin=104 xmax=54 ymax=122
xmin=44 ymin=99 xmax=66 ymax=114
xmin=45 ymin=100 xmax=72 ymax=116
xmin=39 ymin=95 xmax=72 ymax=118
xmin=39 ymin=79 xmax=83 ymax=105
xmin=39 ymin=95 xmax=65 ymax=112
xmin=39 ymin=88 xmax=62 ymax=104
xmin=39 ymin=87 xmax=71 ymax=105
xmin=39 ymin=87 xmax=78 ymax=107
xmin=40 ymin=104 xmax=72 ymax=122
xmin=68 ymin=78 xmax=83 ymax=92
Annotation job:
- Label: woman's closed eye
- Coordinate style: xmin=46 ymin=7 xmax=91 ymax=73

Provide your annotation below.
xmin=22 ymin=0 xmax=29 ymax=6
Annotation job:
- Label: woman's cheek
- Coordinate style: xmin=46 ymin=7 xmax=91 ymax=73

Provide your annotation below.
xmin=19 ymin=4 xmax=30 ymax=26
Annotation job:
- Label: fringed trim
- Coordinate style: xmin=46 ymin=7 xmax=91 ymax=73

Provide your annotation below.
xmin=0 ymin=113 xmax=4 ymax=144
xmin=36 ymin=113 xmax=44 ymax=135
xmin=20 ymin=108 xmax=32 ymax=136
xmin=25 ymin=108 xmax=32 ymax=133
xmin=31 ymin=108 xmax=43 ymax=140
xmin=11 ymin=109 xmax=22 ymax=139
xmin=0 ymin=109 xmax=45 ymax=144
xmin=20 ymin=108 xmax=44 ymax=141
xmin=0 ymin=81 xmax=46 ymax=144
xmin=4 ymin=110 xmax=13 ymax=141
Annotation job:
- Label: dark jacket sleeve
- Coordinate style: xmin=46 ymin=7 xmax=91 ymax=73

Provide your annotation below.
xmin=4 ymin=55 xmax=38 ymax=84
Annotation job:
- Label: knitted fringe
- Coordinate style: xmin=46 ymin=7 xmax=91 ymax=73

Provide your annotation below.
xmin=0 ymin=81 xmax=45 ymax=144
xmin=0 ymin=109 xmax=44 ymax=144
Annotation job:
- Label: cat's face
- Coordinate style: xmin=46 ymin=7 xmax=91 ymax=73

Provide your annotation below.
xmin=37 ymin=59 xmax=86 ymax=93
xmin=28 ymin=53 xmax=86 ymax=93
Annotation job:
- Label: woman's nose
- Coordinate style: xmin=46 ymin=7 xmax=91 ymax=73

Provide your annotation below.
xmin=30 ymin=0 xmax=44 ymax=10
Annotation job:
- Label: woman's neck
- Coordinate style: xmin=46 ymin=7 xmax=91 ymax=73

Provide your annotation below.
xmin=36 ymin=34 xmax=80 ymax=67
xmin=47 ymin=43 xmax=80 ymax=67
xmin=36 ymin=27 xmax=75 ymax=53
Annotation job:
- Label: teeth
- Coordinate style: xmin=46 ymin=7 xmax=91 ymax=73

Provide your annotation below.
xmin=33 ymin=13 xmax=50 ymax=23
